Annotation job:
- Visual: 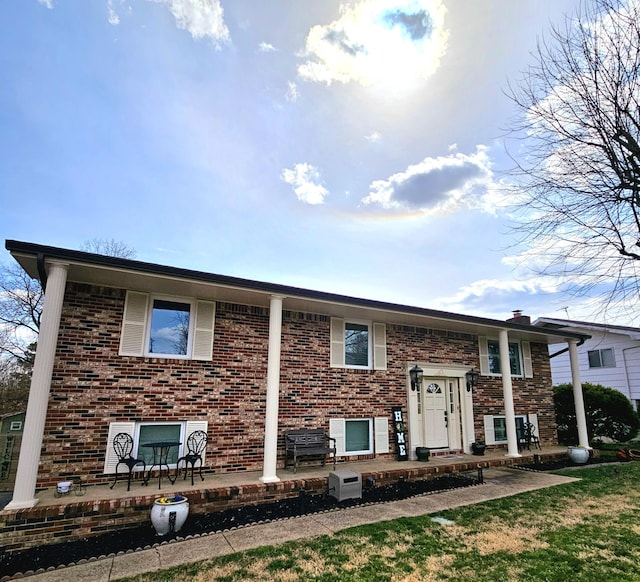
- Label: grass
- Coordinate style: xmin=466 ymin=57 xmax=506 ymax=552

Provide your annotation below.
xmin=120 ymin=463 xmax=640 ymax=581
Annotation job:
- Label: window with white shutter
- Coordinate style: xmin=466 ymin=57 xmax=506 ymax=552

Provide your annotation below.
xmin=478 ymin=337 xmax=531 ymax=378
xmin=330 ymin=318 xmax=386 ymax=370
xmin=119 ymin=291 xmax=215 ymax=361
xmin=104 ymin=420 xmax=209 ymax=473
xmin=330 ymin=418 xmax=374 ymax=455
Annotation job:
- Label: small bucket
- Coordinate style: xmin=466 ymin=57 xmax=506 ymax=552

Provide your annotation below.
xmin=56 ymin=481 xmax=73 ymax=494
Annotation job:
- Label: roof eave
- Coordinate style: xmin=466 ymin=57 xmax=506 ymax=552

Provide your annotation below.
xmin=6 ymin=240 xmax=590 ymax=345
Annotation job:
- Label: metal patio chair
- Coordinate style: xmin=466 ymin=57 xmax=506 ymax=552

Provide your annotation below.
xmin=110 ymin=432 xmax=146 ymax=491
xmin=177 ymin=430 xmax=208 ymax=486
xmin=524 ymin=422 xmax=541 ymax=449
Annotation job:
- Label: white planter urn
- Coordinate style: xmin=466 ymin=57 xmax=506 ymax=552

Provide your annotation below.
xmin=567 ymin=446 xmax=590 ymax=464
xmin=151 ymin=495 xmax=189 ymax=536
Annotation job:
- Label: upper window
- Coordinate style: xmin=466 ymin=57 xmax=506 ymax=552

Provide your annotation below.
xmin=9 ymin=421 xmax=22 ymax=431
xmin=149 ymin=299 xmax=192 ymax=356
xmin=487 ymin=340 xmax=522 ymax=375
xmin=345 ymin=322 xmax=370 ymax=367
xmin=588 ymin=348 xmax=615 ymax=368
xmin=119 ymin=291 xmax=215 ymax=361
xmin=330 ymin=318 xmax=387 ymax=370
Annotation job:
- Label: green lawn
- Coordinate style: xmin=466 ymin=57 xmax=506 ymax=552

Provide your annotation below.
xmin=122 ymin=462 xmax=640 ymax=581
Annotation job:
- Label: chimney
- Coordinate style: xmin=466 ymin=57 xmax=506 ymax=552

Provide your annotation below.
xmin=507 ymin=309 xmax=531 ymax=325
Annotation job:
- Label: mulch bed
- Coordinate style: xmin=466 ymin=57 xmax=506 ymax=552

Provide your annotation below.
xmin=1 ymin=473 xmax=479 ymax=579
xmin=514 ymin=455 xmax=620 ymax=472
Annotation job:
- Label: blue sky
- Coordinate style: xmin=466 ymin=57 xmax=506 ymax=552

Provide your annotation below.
xmin=3 ymin=0 xmax=609 ymax=325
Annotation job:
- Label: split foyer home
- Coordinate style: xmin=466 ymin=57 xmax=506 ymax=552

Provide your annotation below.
xmin=4 ymin=240 xmax=592 ymax=511
xmin=534 ymin=317 xmax=640 ymax=409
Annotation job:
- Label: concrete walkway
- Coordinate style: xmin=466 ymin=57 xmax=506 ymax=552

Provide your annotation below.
xmin=16 ymin=467 xmax=578 ymax=582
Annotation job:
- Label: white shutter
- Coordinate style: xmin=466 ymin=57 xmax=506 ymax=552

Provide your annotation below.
xmin=373 ymin=323 xmax=387 ymax=370
xmin=330 ymin=318 xmax=345 ymax=367
xmin=103 ymin=422 xmax=136 ymax=474
xmin=478 ymin=336 xmax=489 ymax=375
xmin=483 ymin=415 xmax=496 ymax=445
xmin=184 ymin=420 xmax=209 ymax=465
xmin=192 ymin=301 xmax=215 ymax=361
xmin=374 ymin=417 xmax=389 ymax=453
xmin=119 ymin=292 xmax=149 ymax=357
xmin=528 ymin=413 xmax=538 ymax=435
xmin=522 ymin=341 xmax=533 ymax=378
xmin=329 ymin=418 xmax=346 ymax=456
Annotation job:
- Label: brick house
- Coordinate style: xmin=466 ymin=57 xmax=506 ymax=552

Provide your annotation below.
xmin=4 ymin=240 xmax=590 ymax=510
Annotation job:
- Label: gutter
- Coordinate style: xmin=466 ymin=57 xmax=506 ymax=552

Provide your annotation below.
xmin=622 ymin=345 xmax=640 ymax=402
xmin=5 ymin=239 xmax=591 ymax=344
xmin=549 ymin=336 xmax=586 ymax=358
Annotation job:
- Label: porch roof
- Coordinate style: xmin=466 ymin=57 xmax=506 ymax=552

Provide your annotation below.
xmin=6 ymin=239 xmax=589 ymax=346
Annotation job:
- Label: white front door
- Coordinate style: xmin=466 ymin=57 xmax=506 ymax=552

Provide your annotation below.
xmin=422 ymin=378 xmax=449 ymax=448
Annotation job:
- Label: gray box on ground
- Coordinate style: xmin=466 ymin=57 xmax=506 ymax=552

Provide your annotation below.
xmin=328 ymin=470 xmax=362 ymax=501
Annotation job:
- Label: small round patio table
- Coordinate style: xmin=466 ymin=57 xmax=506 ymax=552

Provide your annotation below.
xmin=141 ymin=441 xmax=181 ymax=489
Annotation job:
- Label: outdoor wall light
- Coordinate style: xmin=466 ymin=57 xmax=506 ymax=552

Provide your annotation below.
xmin=409 ymin=364 xmax=423 ymax=391
xmin=465 ymin=368 xmax=479 ymax=392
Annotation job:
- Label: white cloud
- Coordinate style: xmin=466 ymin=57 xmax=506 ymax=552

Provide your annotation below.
xmin=148 ymin=0 xmax=229 ymax=44
xmin=107 ymin=0 xmax=120 ymax=25
xmin=259 ymin=41 xmax=278 ymax=52
xmin=298 ymin=0 xmax=448 ymax=90
xmin=431 ymin=271 xmax=636 ymax=325
xmin=431 ymin=275 xmax=568 ymax=322
xmin=361 ymin=146 xmax=502 ymax=215
xmin=285 ymin=81 xmax=299 ymax=102
xmin=37 ymin=0 xmax=54 ymax=7
xmin=365 ymin=131 xmax=382 ymax=143
xmin=281 ymin=163 xmax=329 ymax=205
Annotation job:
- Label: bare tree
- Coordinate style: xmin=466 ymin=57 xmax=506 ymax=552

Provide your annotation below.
xmin=505 ymin=0 xmax=640 ymax=319
xmin=0 ymin=262 xmax=43 ymax=364
xmin=81 ymin=238 xmax=137 ymax=259
xmin=0 ymin=239 xmax=137 ymax=410
xmin=0 ymin=357 xmax=32 ymax=414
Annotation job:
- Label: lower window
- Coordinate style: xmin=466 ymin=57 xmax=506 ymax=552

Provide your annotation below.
xmin=136 ymin=423 xmax=184 ymax=466
xmin=345 ymin=419 xmax=373 ymax=455
xmin=493 ymin=416 xmax=525 ymax=443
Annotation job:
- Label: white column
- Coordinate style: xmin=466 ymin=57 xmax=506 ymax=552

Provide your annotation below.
xmin=569 ymin=339 xmax=590 ymax=448
xmin=6 ymin=261 xmax=68 ymax=510
xmin=260 ymin=295 xmax=284 ymax=483
xmin=499 ymin=329 xmax=521 ymax=458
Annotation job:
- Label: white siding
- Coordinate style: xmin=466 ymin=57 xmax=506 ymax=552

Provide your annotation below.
xmin=548 ymin=327 xmax=640 ymax=402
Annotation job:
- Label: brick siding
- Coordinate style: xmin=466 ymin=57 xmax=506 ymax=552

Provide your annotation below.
xmin=35 ymin=282 xmax=556 ymax=490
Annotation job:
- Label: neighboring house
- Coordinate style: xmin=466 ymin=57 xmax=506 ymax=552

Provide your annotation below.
xmin=0 ymin=411 xmax=25 ymax=435
xmin=0 ymin=411 xmax=25 ymax=492
xmin=534 ymin=317 xmax=640 ymax=409
xmin=4 ymin=240 xmax=590 ymax=510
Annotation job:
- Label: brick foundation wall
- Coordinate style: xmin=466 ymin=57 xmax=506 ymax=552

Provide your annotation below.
xmin=36 ymin=282 xmax=556 ymax=490
xmin=0 ymin=452 xmax=568 ymax=556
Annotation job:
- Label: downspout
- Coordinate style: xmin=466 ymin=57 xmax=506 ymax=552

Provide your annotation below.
xmin=622 ymin=345 xmax=640 ymax=403
xmin=37 ymin=252 xmax=48 ymax=289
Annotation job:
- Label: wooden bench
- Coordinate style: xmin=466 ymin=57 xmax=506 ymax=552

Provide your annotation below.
xmin=285 ymin=429 xmax=337 ymax=473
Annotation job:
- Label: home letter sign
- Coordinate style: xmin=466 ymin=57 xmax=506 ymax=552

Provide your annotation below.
xmin=392 ymin=406 xmax=408 ymax=461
